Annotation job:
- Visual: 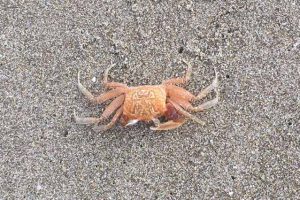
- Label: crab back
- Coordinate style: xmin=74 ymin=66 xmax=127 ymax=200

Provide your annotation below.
xmin=123 ymin=85 xmax=167 ymax=121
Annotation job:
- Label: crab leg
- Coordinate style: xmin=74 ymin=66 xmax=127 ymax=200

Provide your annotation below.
xmin=74 ymin=95 xmax=124 ymax=127
xmin=168 ymin=99 xmax=205 ymax=125
xmin=74 ymin=110 xmax=102 ymax=125
xmin=195 ymin=68 xmax=218 ymax=100
xmin=150 ymin=118 xmax=186 ymax=131
xmin=170 ymin=93 xmax=218 ymax=112
xmin=100 ymin=95 xmax=125 ymax=119
xmin=163 ymin=59 xmax=192 ymax=85
xmin=168 ymin=70 xmax=219 ymax=112
xmin=102 ymin=64 xmax=128 ymax=89
xmin=93 ymin=107 xmax=123 ymax=132
xmin=77 ymin=71 xmax=125 ymax=104
xmin=187 ymin=96 xmax=219 ymax=112
xmin=189 ymin=70 xmax=219 ymax=111
xmin=169 ymin=96 xmax=193 ymax=110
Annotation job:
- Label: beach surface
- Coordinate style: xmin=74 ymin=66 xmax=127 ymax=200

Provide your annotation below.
xmin=1 ymin=1 xmax=299 ymax=199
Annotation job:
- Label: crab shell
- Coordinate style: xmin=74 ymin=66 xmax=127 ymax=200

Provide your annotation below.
xmin=122 ymin=86 xmax=167 ymax=123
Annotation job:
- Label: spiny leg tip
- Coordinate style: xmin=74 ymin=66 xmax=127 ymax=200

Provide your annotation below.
xmin=106 ymin=63 xmax=116 ymax=72
xmin=182 ymin=59 xmax=191 ymax=67
xmin=150 ymin=126 xmax=156 ymax=131
xmin=197 ymin=121 xmax=206 ymax=126
xmin=213 ymin=67 xmax=219 ymax=78
xmin=92 ymin=125 xmax=107 ymax=132
xmin=73 ymin=109 xmax=79 ymax=122
xmin=150 ymin=126 xmax=163 ymax=131
xmin=77 ymin=70 xmax=81 ymax=84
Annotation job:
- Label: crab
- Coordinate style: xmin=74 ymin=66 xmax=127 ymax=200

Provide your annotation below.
xmin=74 ymin=60 xmax=219 ymax=131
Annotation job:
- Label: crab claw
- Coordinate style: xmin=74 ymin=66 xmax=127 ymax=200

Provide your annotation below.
xmin=125 ymin=119 xmax=139 ymax=126
xmin=150 ymin=119 xmax=186 ymax=131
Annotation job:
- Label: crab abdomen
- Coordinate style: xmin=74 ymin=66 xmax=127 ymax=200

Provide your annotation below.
xmin=123 ymin=85 xmax=167 ymax=121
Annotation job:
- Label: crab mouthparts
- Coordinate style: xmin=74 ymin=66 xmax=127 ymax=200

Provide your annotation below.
xmin=125 ymin=119 xmax=139 ymax=126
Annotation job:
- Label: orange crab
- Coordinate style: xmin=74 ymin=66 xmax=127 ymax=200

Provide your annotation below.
xmin=74 ymin=60 xmax=219 ymax=131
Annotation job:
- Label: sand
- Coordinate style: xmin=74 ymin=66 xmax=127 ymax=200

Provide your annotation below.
xmin=0 ymin=1 xmax=299 ymax=199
